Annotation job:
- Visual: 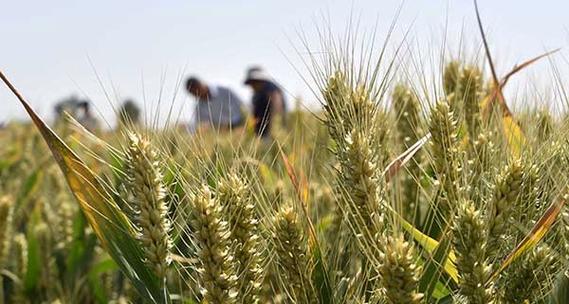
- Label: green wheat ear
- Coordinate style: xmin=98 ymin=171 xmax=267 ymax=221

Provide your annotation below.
xmin=501 ymin=245 xmax=557 ymax=303
xmin=392 ymin=84 xmax=423 ymax=220
xmin=429 ymin=100 xmax=462 ymax=213
xmin=322 ymin=71 xmax=387 ymax=239
xmin=392 ymin=84 xmax=422 ymax=149
xmin=469 ymin=130 xmax=495 ymax=172
xmin=443 ymin=60 xmax=461 ymax=96
xmin=34 ymin=221 xmax=59 ymax=297
xmin=486 ymin=160 xmax=523 ymax=259
xmin=54 ymin=193 xmax=75 ymax=250
xmin=10 ymin=233 xmax=28 ymax=303
xmin=218 ymin=173 xmax=263 ymax=303
xmin=322 ymin=71 xmax=381 ymax=146
xmin=342 ymin=128 xmax=384 ymax=228
xmin=453 ymin=199 xmax=493 ymax=304
xmin=458 ymin=66 xmax=484 ymax=139
xmin=322 ymin=70 xmax=351 ymax=139
xmin=272 ymin=203 xmax=315 ymax=303
xmin=190 ymin=184 xmax=238 ymax=304
xmin=378 ymin=234 xmax=423 ymax=304
xmin=467 ymin=130 xmax=496 ymax=203
xmin=0 ymin=196 xmax=14 ymax=268
xmin=125 ymin=132 xmax=172 ymax=279
xmin=536 ymin=108 xmax=554 ymax=142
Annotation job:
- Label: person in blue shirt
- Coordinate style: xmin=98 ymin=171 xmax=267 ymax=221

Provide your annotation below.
xmin=185 ymin=76 xmax=244 ymax=131
xmin=243 ymin=66 xmax=286 ymax=138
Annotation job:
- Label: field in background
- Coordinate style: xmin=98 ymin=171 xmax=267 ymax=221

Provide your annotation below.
xmin=3 ymin=28 xmax=569 ymax=303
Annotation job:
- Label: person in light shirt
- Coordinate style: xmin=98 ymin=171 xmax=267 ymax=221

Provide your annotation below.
xmin=185 ymin=76 xmax=244 ymax=131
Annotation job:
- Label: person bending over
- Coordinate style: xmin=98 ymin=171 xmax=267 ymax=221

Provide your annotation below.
xmin=185 ymin=76 xmax=244 ymax=132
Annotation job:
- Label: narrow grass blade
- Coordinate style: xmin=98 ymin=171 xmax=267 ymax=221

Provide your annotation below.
xmin=483 ymin=48 xmax=558 ymax=158
xmin=487 ymin=196 xmax=566 ymax=283
xmin=481 ymin=49 xmax=559 ymax=118
xmin=65 ymin=212 xmax=98 ymax=285
xmin=499 ymin=49 xmax=560 ymax=90
xmin=474 ymin=1 xmax=559 ymax=159
xmin=418 ymin=229 xmax=454 ymax=299
xmin=24 ymin=206 xmax=42 ymax=294
xmin=399 ymin=217 xmax=458 ymax=284
xmin=383 ymin=133 xmax=431 ymax=182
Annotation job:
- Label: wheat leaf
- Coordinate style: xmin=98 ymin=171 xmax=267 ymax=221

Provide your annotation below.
xmin=0 ymin=70 xmax=170 ymax=303
xmin=399 ymin=217 xmax=459 ymax=284
xmin=487 ymin=196 xmax=566 ymax=283
xmin=383 ymin=133 xmax=431 ymax=182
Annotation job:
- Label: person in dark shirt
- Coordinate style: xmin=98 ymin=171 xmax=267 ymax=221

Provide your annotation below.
xmin=118 ymin=99 xmax=141 ymax=127
xmin=243 ymin=66 xmax=286 ymax=138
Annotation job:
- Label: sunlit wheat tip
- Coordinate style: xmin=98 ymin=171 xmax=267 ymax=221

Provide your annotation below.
xmin=190 ymin=184 xmax=238 ymax=304
xmin=429 ymin=100 xmax=461 ymax=212
xmin=0 ymin=196 xmax=14 ymax=267
xmin=125 ymin=131 xmax=172 ymax=279
xmin=218 ymin=173 xmax=263 ymax=303
xmin=272 ymin=203 xmax=314 ymax=303
xmin=486 ymin=160 xmax=523 ymax=258
xmin=453 ymin=199 xmax=493 ymax=304
xmin=378 ymin=234 xmax=423 ymax=304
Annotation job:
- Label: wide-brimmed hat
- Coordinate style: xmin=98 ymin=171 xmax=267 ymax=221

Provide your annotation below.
xmin=244 ymin=66 xmax=271 ymax=84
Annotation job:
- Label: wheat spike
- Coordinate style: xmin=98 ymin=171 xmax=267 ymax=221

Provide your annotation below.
xmin=190 ymin=185 xmax=238 ymax=304
xmin=125 ymin=132 xmax=172 ymax=279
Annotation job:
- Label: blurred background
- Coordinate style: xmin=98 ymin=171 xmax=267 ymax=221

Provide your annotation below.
xmin=1 ymin=0 xmax=568 ymax=128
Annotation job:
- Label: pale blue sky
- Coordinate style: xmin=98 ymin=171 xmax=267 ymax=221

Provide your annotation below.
xmin=1 ymin=1 xmax=568 ymax=126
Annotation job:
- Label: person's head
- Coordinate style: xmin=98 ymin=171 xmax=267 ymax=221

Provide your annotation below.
xmin=185 ymin=77 xmax=209 ymax=99
xmin=78 ymin=101 xmax=91 ymax=115
xmin=244 ymin=66 xmax=270 ymax=92
xmin=119 ymin=99 xmax=140 ymax=125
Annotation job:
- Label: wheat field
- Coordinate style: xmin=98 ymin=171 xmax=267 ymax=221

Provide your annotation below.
xmin=2 ymin=16 xmax=569 ymax=304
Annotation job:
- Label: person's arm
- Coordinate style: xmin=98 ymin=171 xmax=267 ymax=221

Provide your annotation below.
xmin=270 ymin=90 xmax=288 ymax=127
